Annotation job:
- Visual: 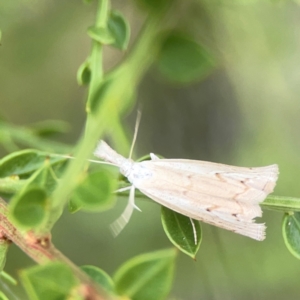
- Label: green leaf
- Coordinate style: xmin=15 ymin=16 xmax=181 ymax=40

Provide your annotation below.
xmin=0 ymin=291 xmax=9 ymax=300
xmin=20 ymin=262 xmax=79 ymax=300
xmin=161 ymin=207 xmax=201 ymax=259
xmin=87 ymin=26 xmax=115 ymax=45
xmin=29 ymin=120 xmax=70 ymax=138
xmin=28 ymin=162 xmax=66 ymax=196
xmin=81 ymin=265 xmax=115 ymax=293
xmin=8 ymin=157 xmax=67 ymax=229
xmin=34 ymin=167 xmax=59 ymax=196
xmin=70 ymin=169 xmax=117 ymax=212
xmin=77 ymin=60 xmax=91 ymax=86
xmin=157 ymin=33 xmax=216 ymax=84
xmin=0 ymin=149 xmax=65 ymax=178
xmin=108 ymin=10 xmax=130 ymax=50
xmin=68 ymin=197 xmax=82 ymax=214
xmin=10 ymin=186 xmax=48 ymax=229
xmin=0 ymin=239 xmax=9 ymax=272
xmin=114 ymin=248 xmax=176 ymax=300
xmin=282 ymin=212 xmax=300 ymax=259
xmin=87 ymin=11 xmax=130 ymax=50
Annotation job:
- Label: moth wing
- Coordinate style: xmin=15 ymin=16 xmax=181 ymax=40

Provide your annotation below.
xmin=138 ymin=180 xmax=266 ymax=240
xmin=132 ymin=160 xmax=278 ymax=240
xmin=143 ymin=159 xmax=278 ymax=204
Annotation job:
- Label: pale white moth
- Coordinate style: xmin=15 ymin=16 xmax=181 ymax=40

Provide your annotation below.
xmin=94 ymin=115 xmax=279 ymax=241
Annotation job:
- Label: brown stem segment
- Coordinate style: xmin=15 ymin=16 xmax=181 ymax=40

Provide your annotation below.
xmin=0 ymin=198 xmax=112 ymax=300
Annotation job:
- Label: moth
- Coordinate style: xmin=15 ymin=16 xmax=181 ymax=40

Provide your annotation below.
xmin=92 ymin=111 xmax=279 ymax=243
xmin=94 ymin=116 xmax=279 ymax=241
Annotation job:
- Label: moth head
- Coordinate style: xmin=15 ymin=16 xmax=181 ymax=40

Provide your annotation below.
xmin=119 ymin=160 xmax=135 ymax=179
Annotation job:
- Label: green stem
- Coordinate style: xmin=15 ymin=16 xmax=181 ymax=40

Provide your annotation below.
xmin=124 ymin=15 xmax=162 ymax=81
xmin=46 ymin=0 xmax=111 ymax=230
xmin=261 ymin=195 xmax=300 ymax=212
xmin=86 ymin=0 xmax=109 ymax=114
xmin=46 ymin=6 xmax=169 ymax=232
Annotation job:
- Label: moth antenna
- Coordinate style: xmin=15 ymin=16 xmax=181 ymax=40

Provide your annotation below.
xmin=189 ymin=218 xmax=198 ymax=245
xmin=50 ymin=154 xmax=118 ymax=167
xmin=87 ymin=159 xmax=118 ymax=167
xmin=128 ymin=110 xmax=142 ymax=160
xmin=110 ymin=185 xmax=136 ymax=236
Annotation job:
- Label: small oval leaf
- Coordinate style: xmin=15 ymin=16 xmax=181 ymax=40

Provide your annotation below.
xmin=20 ymin=262 xmax=79 ymax=300
xmin=0 ymin=150 xmax=65 ymax=178
xmin=10 ymin=186 xmax=48 ymax=229
xmin=70 ymin=169 xmax=117 ymax=212
xmin=282 ymin=212 xmax=300 ymax=259
xmin=27 ymin=166 xmax=60 ymax=196
xmin=157 ymin=33 xmax=216 ymax=84
xmin=108 ymin=10 xmax=130 ymax=50
xmin=161 ymin=207 xmax=201 ymax=259
xmin=114 ymin=248 xmax=176 ymax=300
xmin=77 ymin=60 xmax=91 ymax=86
xmin=87 ymin=26 xmax=115 ymax=44
xmin=81 ymin=265 xmax=115 ymax=293
xmin=68 ymin=197 xmax=82 ymax=214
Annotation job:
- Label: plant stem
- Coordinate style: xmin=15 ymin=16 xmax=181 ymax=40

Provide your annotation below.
xmin=47 ymin=7 xmax=167 ymax=232
xmin=86 ymin=0 xmax=109 ymax=113
xmin=262 ymin=195 xmax=300 ymax=212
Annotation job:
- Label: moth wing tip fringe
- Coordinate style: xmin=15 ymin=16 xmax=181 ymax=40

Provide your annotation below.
xmin=110 ymin=221 xmax=122 ymax=237
xmin=110 ymin=186 xmax=137 ymax=237
xmin=240 ymin=222 xmax=266 ymax=241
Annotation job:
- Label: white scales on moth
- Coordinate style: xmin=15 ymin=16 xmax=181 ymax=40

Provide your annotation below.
xmin=94 ymin=113 xmax=279 ymax=241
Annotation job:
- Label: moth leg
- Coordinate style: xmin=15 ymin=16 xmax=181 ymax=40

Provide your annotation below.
xmin=114 ymin=186 xmax=132 ymax=193
xmin=189 ymin=218 xmax=198 ymax=245
xmin=150 ymin=153 xmax=160 ymax=160
xmin=114 ymin=186 xmax=141 ymax=211
xmin=110 ymin=185 xmax=141 ymax=236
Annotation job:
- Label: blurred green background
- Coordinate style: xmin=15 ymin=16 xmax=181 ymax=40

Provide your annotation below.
xmin=1 ymin=0 xmax=300 ymax=299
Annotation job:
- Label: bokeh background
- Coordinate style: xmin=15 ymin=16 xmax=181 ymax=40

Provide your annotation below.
xmin=1 ymin=0 xmax=300 ymax=299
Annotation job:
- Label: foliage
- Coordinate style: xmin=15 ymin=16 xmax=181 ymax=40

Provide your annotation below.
xmin=0 ymin=0 xmax=300 ymax=299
